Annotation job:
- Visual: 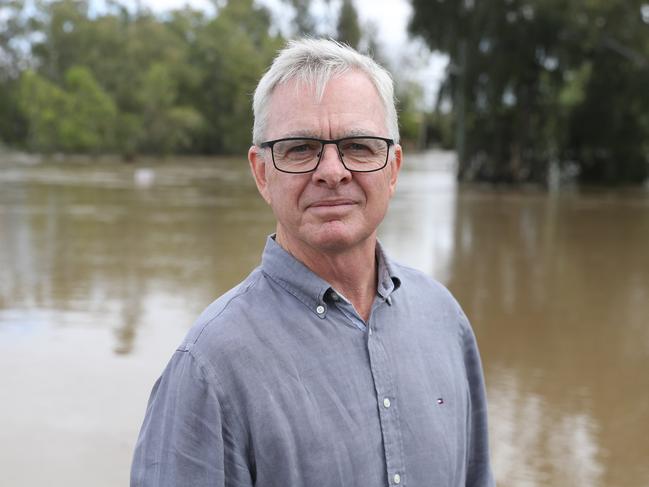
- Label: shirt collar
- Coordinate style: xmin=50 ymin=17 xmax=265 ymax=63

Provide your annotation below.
xmin=260 ymin=235 xmax=401 ymax=317
xmin=376 ymin=242 xmax=401 ymax=300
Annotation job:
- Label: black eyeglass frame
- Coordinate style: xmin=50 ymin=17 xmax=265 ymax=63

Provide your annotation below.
xmin=259 ymin=136 xmax=395 ymax=174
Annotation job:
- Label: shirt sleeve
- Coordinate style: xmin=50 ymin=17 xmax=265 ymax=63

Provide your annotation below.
xmin=459 ymin=311 xmax=495 ymax=487
xmin=131 ymin=348 xmax=253 ymax=487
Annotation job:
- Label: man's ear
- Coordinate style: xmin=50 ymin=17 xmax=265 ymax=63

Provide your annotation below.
xmin=388 ymin=144 xmax=402 ymax=197
xmin=249 ymin=145 xmax=272 ymax=205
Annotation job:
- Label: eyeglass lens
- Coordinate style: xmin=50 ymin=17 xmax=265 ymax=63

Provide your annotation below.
xmin=272 ymin=137 xmax=388 ymax=173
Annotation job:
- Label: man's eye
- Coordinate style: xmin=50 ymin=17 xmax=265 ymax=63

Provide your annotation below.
xmin=342 ymin=142 xmax=373 ymax=154
xmin=288 ymin=144 xmax=312 ymax=153
xmin=282 ymin=142 xmax=320 ymax=159
xmin=349 ymin=143 xmax=370 ymax=152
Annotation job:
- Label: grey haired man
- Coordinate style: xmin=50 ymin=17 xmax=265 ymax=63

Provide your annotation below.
xmin=131 ymin=38 xmax=494 ymax=487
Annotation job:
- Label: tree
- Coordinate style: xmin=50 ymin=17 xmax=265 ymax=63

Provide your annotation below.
xmin=409 ymin=0 xmax=649 ymax=185
xmin=18 ymin=66 xmax=117 ymax=153
xmin=18 ymin=70 xmax=68 ymax=152
xmin=565 ymin=4 xmax=649 ymax=183
xmin=59 ymin=65 xmax=117 ymax=152
xmin=1 ymin=0 xmax=286 ymax=156
xmin=0 ymin=0 xmax=30 ymax=146
xmin=30 ymin=0 xmax=91 ymax=84
xmin=336 ymin=0 xmax=361 ymax=49
xmin=190 ymin=0 xmax=283 ymax=153
xmin=136 ymin=63 xmax=202 ymax=155
xmin=287 ymin=0 xmax=317 ymax=35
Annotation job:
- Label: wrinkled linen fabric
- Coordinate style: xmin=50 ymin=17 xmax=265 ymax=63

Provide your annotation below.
xmin=131 ymin=236 xmax=494 ymax=487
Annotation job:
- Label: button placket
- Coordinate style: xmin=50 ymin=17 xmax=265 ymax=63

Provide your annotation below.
xmin=366 ymin=315 xmax=405 ymax=487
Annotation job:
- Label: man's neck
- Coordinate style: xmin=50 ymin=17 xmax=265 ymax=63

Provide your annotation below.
xmin=275 ymin=231 xmax=378 ymax=322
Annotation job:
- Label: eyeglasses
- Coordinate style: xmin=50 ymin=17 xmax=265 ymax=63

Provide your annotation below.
xmin=259 ymin=136 xmax=394 ymax=174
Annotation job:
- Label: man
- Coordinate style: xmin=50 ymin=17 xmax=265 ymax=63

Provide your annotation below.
xmin=131 ymin=39 xmax=494 ymax=487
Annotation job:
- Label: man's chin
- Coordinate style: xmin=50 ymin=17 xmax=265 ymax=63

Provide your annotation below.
xmin=305 ymin=223 xmax=371 ymax=253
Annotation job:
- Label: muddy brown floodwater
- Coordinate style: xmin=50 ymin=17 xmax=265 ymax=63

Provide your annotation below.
xmin=1 ymin=152 xmax=648 ymax=486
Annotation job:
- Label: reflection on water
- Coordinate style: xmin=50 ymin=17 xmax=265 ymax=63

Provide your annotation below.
xmin=447 ymin=186 xmax=649 ymax=487
xmin=0 ymin=154 xmax=648 ymax=486
xmin=489 ymin=367 xmax=604 ymax=486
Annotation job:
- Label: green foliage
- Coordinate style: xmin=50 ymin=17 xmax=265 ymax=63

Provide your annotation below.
xmin=285 ymin=0 xmax=316 ymax=35
xmin=136 ymin=63 xmax=203 ymax=155
xmin=396 ymin=81 xmax=425 ymax=145
xmin=189 ymin=0 xmax=282 ymax=153
xmin=18 ymin=70 xmax=68 ymax=152
xmin=336 ymin=0 xmax=361 ymax=49
xmin=558 ymin=63 xmax=592 ymax=109
xmin=0 ymin=0 xmax=31 ymax=145
xmin=18 ymin=66 xmax=117 ymax=153
xmin=0 ymin=78 xmax=28 ymax=147
xmin=0 ymin=0 xmax=447 ymax=163
xmin=426 ymin=112 xmax=455 ymax=149
xmin=1 ymin=0 xmax=29 ymax=80
xmin=60 ymin=66 xmax=117 ymax=152
xmin=2 ymin=0 xmax=283 ymax=156
xmin=409 ymin=0 xmax=649 ymax=184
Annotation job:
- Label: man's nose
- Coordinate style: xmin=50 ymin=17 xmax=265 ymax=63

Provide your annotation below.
xmin=313 ymin=143 xmax=351 ymax=187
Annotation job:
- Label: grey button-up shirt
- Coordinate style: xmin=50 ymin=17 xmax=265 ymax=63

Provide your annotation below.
xmin=131 ymin=236 xmax=494 ymax=487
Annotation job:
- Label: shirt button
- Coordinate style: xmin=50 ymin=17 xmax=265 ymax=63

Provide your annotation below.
xmin=383 ymin=398 xmax=391 ymax=408
xmin=316 ymin=305 xmax=325 ymax=314
xmin=330 ymin=292 xmax=340 ymax=301
xmin=393 ymin=473 xmax=401 ymax=484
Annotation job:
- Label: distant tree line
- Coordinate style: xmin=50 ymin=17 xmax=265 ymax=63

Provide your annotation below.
xmin=410 ymin=0 xmax=649 ymax=184
xmin=0 ymin=0 xmax=425 ymax=158
xmin=4 ymin=0 xmax=645 ymax=185
xmin=0 ymin=0 xmax=286 ymax=156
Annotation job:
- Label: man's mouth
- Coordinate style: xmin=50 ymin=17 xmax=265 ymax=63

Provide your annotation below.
xmin=308 ymin=199 xmax=356 ymax=208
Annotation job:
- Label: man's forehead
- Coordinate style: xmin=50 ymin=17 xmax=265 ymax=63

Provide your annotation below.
xmin=270 ymin=70 xmax=379 ymax=104
xmin=265 ymin=73 xmax=387 ymax=139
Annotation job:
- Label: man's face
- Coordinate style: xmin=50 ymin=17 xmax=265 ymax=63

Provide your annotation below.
xmin=249 ymin=70 xmax=402 ymax=255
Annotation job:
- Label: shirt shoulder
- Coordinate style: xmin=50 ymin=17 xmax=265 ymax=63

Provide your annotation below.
xmin=391 ymin=261 xmax=458 ymax=306
xmin=178 ymin=266 xmax=267 ymax=352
